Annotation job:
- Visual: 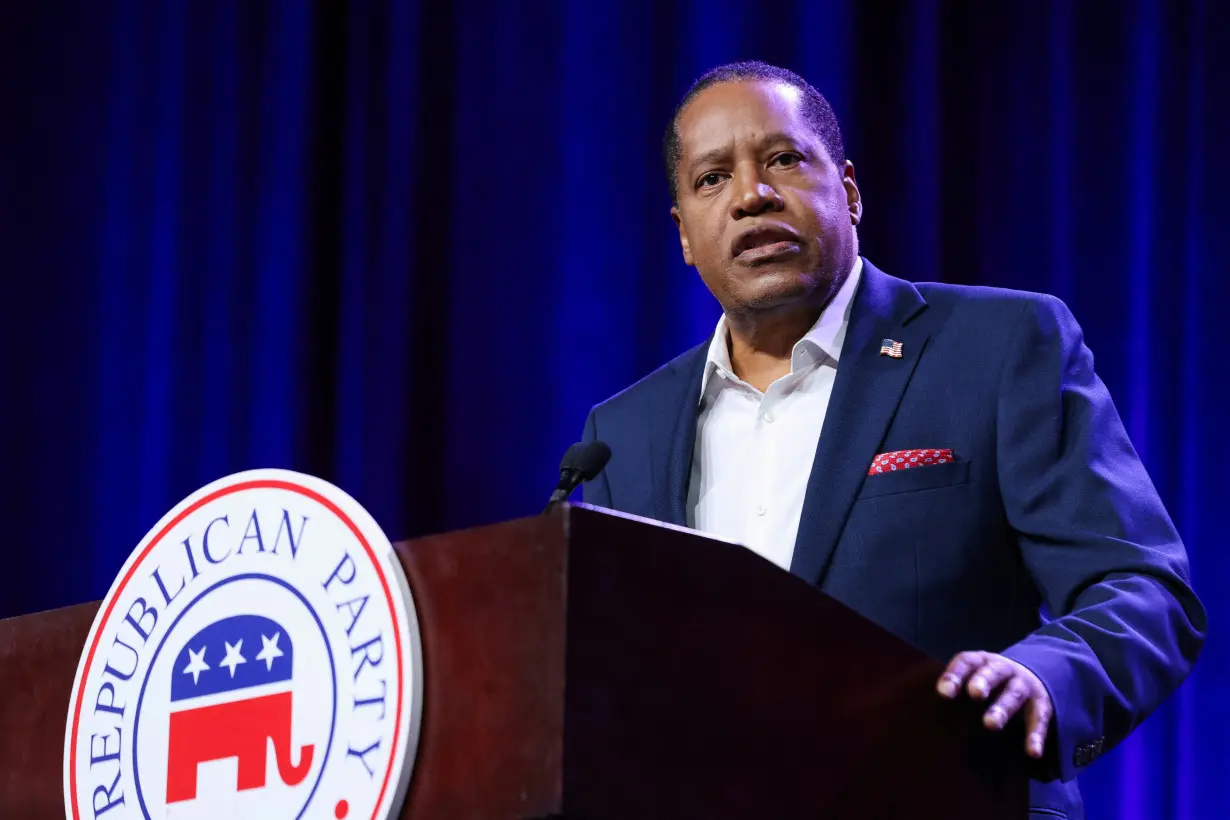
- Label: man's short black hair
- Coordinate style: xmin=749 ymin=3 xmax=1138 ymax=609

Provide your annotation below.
xmin=663 ymin=60 xmax=846 ymax=206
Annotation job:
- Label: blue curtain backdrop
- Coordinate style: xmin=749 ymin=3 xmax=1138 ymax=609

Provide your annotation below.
xmin=2 ymin=1 xmax=1227 ymax=816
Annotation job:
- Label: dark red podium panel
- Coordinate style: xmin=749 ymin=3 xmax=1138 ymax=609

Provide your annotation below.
xmin=0 ymin=504 xmax=1027 ymax=819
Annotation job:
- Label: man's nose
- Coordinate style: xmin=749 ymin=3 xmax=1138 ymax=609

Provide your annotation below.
xmin=729 ymin=169 xmax=784 ymax=219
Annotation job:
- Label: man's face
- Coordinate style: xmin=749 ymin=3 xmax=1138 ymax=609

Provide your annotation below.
xmin=671 ymin=80 xmax=861 ymax=317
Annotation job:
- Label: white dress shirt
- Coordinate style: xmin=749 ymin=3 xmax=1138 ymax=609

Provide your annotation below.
xmin=686 ymin=257 xmax=863 ymax=570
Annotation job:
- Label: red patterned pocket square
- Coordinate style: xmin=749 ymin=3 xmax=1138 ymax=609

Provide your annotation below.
xmin=868 ymin=449 xmax=955 ymax=476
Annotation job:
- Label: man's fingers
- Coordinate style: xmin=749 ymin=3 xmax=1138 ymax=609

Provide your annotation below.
xmin=937 ymin=651 xmax=1055 ymax=760
xmin=1024 ymin=691 xmax=1053 ymax=758
xmin=967 ymin=660 xmax=1012 ymax=700
xmin=937 ymin=651 xmax=988 ymax=698
xmin=983 ymin=676 xmax=1030 ymax=729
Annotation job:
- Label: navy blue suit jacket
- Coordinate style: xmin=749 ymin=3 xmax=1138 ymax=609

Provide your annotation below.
xmin=581 ymin=259 xmax=1205 ymax=818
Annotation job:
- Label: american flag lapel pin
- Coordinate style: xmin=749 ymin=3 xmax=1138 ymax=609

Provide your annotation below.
xmin=879 ymin=338 xmax=904 ymax=358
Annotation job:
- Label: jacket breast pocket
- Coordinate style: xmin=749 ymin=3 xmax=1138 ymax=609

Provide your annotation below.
xmin=857 ymin=459 xmax=971 ymax=500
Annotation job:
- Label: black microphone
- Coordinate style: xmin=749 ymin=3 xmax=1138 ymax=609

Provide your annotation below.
xmin=544 ymin=441 xmax=612 ymax=513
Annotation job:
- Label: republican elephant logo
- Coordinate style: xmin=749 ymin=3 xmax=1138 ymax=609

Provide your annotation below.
xmin=165 ymin=614 xmax=315 ymax=804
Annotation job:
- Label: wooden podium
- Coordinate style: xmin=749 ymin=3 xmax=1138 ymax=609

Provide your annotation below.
xmin=0 ymin=504 xmax=1028 ymax=818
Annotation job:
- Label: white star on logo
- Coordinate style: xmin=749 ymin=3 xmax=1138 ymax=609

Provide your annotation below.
xmin=182 ymin=646 xmax=210 ymax=685
xmin=219 ymin=639 xmax=247 ymax=678
xmin=255 ymin=632 xmax=284 ymax=671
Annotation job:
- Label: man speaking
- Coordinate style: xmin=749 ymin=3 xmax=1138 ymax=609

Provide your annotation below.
xmin=579 ymin=61 xmax=1204 ymax=817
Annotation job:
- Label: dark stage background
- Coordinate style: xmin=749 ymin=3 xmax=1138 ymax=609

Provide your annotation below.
xmin=2 ymin=1 xmax=1227 ymax=817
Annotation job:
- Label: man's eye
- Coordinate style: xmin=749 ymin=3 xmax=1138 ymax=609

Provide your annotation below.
xmin=771 ymin=152 xmax=802 ymax=167
xmin=697 ymin=172 xmax=725 ymax=188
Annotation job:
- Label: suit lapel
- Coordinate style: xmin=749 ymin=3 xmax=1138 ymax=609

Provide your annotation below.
xmin=788 ymin=261 xmax=930 ymax=584
xmin=648 ymin=344 xmax=708 ymax=526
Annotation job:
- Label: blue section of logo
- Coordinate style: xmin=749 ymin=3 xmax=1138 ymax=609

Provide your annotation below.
xmin=170 ymin=614 xmax=294 ymax=701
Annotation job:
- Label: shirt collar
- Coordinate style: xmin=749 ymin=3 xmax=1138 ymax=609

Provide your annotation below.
xmin=699 ymin=255 xmax=864 ymax=402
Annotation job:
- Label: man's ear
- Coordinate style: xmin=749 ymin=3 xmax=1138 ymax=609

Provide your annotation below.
xmin=842 ymin=161 xmax=863 ymax=226
xmin=671 ymin=206 xmax=695 ymax=267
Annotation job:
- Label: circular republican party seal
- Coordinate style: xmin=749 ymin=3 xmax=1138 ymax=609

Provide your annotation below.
xmin=64 ymin=469 xmax=423 ymax=820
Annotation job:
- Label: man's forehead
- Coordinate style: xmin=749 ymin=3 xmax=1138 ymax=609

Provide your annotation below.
xmin=678 ymin=80 xmax=808 ymax=154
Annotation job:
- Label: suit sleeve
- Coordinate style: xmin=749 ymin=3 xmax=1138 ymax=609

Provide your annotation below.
xmin=580 ymin=406 xmax=612 ymax=507
xmin=996 ymin=295 xmax=1206 ymax=783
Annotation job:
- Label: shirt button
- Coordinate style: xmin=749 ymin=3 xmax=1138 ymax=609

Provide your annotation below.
xmin=754 ymin=504 xmax=767 ymax=516
xmin=764 ymin=413 xmax=776 ymax=423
